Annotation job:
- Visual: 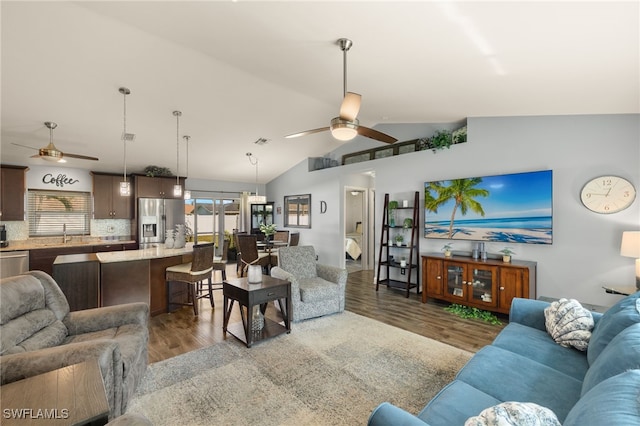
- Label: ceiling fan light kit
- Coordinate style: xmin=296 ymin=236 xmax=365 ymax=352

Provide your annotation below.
xmin=330 ymin=117 xmax=359 ymax=141
xmin=286 ymin=38 xmax=397 ymax=144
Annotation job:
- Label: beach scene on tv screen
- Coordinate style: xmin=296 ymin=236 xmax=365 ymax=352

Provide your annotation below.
xmin=424 ymin=170 xmax=553 ymax=244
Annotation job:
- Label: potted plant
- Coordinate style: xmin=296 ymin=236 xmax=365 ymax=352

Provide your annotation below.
xmin=499 ymin=247 xmax=515 ymax=263
xmin=388 ymin=200 xmax=399 ymax=227
xmin=442 ymin=243 xmax=453 ymax=258
xmin=394 ymin=234 xmax=404 ymax=247
xmin=429 ymin=130 xmax=453 ymax=152
xmin=259 ymin=223 xmax=277 ymax=241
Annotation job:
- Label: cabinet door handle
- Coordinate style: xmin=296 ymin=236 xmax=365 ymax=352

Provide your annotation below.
xmin=436 ymin=276 xmax=441 ymax=280
xmin=500 ymin=287 xmax=505 ymax=291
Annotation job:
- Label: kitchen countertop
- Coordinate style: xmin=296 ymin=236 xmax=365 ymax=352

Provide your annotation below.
xmin=0 ymin=237 xmax=136 ymax=252
xmin=95 ymin=243 xmax=194 ymax=263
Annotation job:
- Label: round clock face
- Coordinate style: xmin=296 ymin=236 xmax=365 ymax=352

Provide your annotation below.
xmin=580 ymin=175 xmax=636 ymax=214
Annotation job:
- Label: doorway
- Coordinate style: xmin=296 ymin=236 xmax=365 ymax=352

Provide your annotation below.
xmin=345 ymin=187 xmax=372 ymax=273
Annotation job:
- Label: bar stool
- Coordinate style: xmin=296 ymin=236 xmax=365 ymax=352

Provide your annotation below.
xmin=166 ymin=243 xmax=214 ymax=316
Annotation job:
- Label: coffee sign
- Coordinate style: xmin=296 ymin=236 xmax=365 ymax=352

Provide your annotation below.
xmin=42 ymin=173 xmax=80 ymax=187
xmin=26 ymin=165 xmax=92 ymax=192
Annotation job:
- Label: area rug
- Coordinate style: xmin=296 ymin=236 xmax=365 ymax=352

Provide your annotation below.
xmin=125 ymin=311 xmax=472 ymax=425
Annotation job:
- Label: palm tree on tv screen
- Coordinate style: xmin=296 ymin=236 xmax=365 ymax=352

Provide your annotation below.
xmin=425 ymin=178 xmax=489 ymax=238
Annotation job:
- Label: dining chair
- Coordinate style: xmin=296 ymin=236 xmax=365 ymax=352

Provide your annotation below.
xmin=236 ymin=234 xmax=271 ymax=277
xmin=273 ymin=230 xmax=290 ymax=244
xmin=213 ymin=238 xmax=228 ymax=276
xmin=289 ymin=232 xmax=300 ymax=247
xmin=165 ymin=243 xmax=214 ymax=316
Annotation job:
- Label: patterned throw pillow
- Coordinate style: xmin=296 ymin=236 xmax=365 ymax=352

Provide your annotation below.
xmin=544 ymin=298 xmax=594 ymax=351
xmin=465 ymin=402 xmax=561 ymax=426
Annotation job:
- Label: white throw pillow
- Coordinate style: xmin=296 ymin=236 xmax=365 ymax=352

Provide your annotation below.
xmin=465 ymin=401 xmax=561 ymax=426
xmin=544 ymin=298 xmax=594 ymax=351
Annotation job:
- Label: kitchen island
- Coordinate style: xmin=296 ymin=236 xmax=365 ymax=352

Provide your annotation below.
xmin=54 ymin=244 xmax=194 ymax=316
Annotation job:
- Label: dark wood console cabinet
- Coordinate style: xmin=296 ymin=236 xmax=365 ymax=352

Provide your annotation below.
xmin=422 ymin=254 xmax=536 ymax=314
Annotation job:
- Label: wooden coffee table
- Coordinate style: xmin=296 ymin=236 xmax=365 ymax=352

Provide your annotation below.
xmin=223 ymin=275 xmax=291 ymax=348
xmin=0 ymin=359 xmax=109 ymax=425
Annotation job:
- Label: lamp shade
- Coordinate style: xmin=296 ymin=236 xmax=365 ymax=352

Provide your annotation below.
xmin=248 ymin=195 xmax=267 ymax=204
xmin=621 ymin=231 xmax=640 ymax=258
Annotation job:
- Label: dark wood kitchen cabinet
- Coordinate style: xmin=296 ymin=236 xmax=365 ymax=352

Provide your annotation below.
xmin=134 ymin=175 xmax=185 ymax=199
xmin=92 ymin=172 xmax=133 ymax=219
xmin=0 ymin=165 xmax=28 ymax=221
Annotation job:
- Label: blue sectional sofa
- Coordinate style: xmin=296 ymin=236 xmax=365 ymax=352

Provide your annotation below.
xmin=368 ymin=292 xmax=640 ymax=425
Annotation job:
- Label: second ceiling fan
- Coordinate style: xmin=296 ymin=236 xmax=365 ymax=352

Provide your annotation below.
xmin=285 ymin=38 xmax=397 ymax=144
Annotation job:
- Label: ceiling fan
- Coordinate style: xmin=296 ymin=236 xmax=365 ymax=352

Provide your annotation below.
xmin=12 ymin=121 xmax=99 ymax=162
xmin=285 ymin=38 xmax=397 ymax=144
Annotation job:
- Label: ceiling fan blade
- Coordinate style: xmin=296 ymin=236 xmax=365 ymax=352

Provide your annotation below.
xmin=339 ymin=92 xmax=361 ymax=122
xmin=11 ymin=142 xmax=39 ymax=151
xmin=357 ymin=126 xmax=398 ymax=144
xmin=63 ymin=152 xmax=99 ymax=161
xmin=285 ymin=127 xmax=330 ymax=139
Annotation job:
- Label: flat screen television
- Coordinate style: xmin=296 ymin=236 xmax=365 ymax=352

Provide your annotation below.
xmin=424 ymin=170 xmax=553 ymax=244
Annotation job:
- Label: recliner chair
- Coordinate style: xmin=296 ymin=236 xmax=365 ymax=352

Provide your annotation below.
xmin=0 ymin=271 xmax=149 ymax=420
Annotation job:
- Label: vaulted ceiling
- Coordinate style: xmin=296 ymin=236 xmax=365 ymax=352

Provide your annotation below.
xmin=1 ymin=1 xmax=638 ymax=184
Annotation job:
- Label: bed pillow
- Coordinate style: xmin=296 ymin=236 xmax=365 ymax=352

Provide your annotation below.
xmin=464 ymin=402 xmax=561 ymax=426
xmin=544 ymin=298 xmax=594 ymax=351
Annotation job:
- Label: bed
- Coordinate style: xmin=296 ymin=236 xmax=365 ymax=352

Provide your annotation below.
xmin=345 ymin=222 xmax=363 ymax=260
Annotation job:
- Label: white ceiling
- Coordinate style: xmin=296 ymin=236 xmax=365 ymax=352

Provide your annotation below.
xmin=1 ymin=1 xmax=638 ymax=184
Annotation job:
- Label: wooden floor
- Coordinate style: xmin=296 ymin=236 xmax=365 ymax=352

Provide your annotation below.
xmin=147 ymin=268 xmax=507 ymax=363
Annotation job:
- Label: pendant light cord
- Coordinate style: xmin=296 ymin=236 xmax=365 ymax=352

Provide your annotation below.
xmin=247 ymin=152 xmax=259 ymax=196
xmin=123 ymin=91 xmax=127 ymax=181
xmin=176 ymin=114 xmax=180 ymax=185
xmin=173 ymin=111 xmax=182 ymax=186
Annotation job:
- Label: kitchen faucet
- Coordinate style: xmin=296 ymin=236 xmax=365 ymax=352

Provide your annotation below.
xmin=63 ymin=224 xmax=71 ymax=243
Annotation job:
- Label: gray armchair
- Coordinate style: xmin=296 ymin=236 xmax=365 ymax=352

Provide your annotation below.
xmin=270 ymin=245 xmax=348 ymax=322
xmin=0 ymin=271 xmax=149 ymax=420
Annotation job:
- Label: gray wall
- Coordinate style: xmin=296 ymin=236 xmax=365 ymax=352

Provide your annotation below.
xmin=267 ymin=114 xmax=640 ymax=308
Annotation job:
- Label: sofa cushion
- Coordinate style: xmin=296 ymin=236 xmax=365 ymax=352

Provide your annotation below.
xmin=587 ymin=294 xmax=640 ymax=365
xmin=564 ymin=369 xmax=640 ymax=425
xmin=1 ymin=311 xmax=68 ymax=355
xmin=544 ymin=298 xmax=594 ymax=351
xmin=418 ymin=380 xmax=501 ymax=426
xmin=299 ymin=277 xmax=339 ymax=303
xmin=455 ymin=345 xmax=582 ymax=421
xmin=464 ymin=402 xmax=561 ymax=426
xmin=493 ymin=322 xmax=590 ymax=380
xmin=581 ymin=322 xmax=640 ymax=396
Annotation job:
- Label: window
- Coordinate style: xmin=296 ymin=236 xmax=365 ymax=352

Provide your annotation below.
xmin=284 ymin=194 xmax=311 ymax=228
xmin=28 ymin=190 xmax=91 ymax=236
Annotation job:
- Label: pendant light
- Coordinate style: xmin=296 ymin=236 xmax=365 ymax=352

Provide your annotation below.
xmin=246 ymin=152 xmax=266 ymax=204
xmin=119 ymin=87 xmax=134 ymax=196
xmin=172 ymin=111 xmax=183 ymax=197
xmin=183 ymin=135 xmax=191 ymax=200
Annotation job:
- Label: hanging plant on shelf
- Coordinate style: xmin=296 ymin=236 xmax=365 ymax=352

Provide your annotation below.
xmin=143 ymin=165 xmax=174 ymax=177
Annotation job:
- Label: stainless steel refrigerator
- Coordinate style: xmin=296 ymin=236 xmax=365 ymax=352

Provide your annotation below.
xmin=138 ymin=198 xmax=185 ymax=249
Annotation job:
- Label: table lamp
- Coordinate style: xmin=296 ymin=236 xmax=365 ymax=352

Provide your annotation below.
xmin=620 ymin=231 xmax=640 ymax=290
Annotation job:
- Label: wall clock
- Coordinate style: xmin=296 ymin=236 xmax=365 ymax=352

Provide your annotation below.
xmin=580 ymin=175 xmax=636 ymax=214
